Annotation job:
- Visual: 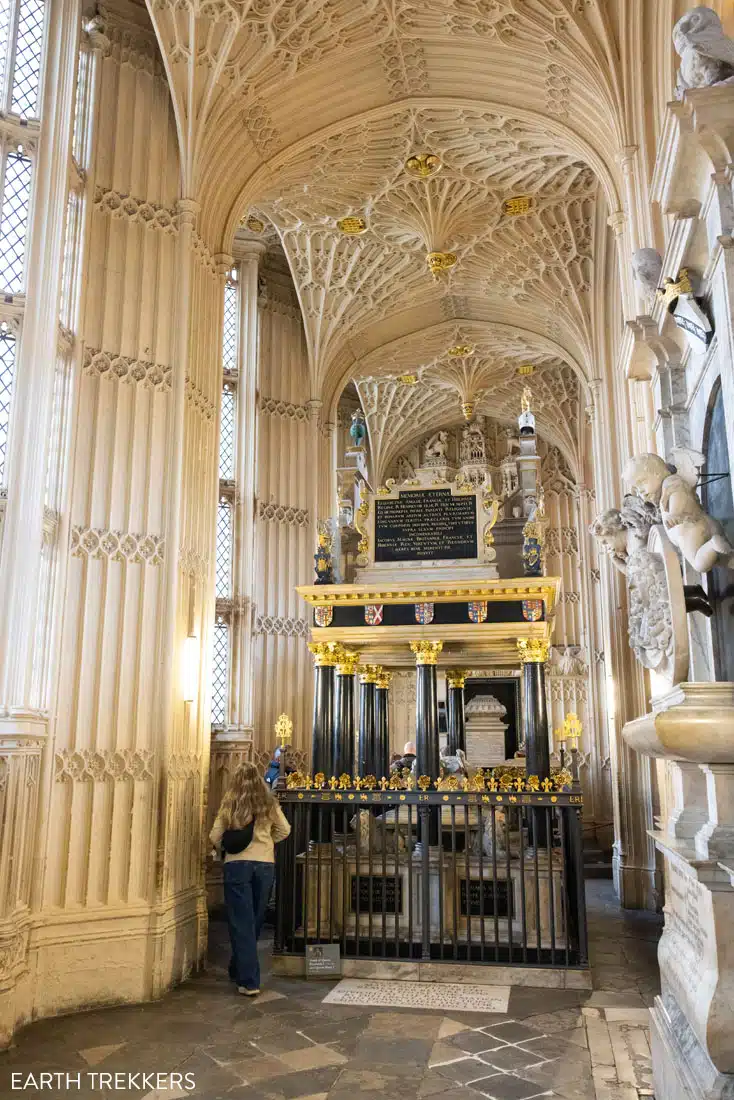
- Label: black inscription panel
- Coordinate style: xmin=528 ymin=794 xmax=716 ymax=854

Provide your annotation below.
xmin=350 ymin=875 xmax=403 ymax=914
xmin=375 ymin=490 xmax=477 ymax=562
xmin=460 ymin=878 xmax=513 ymax=918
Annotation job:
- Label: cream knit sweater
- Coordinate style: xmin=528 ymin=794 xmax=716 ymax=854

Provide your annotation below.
xmin=209 ymin=800 xmax=291 ymax=864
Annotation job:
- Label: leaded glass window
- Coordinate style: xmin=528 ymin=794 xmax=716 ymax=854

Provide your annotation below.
xmin=215 ymin=497 xmax=233 ymax=599
xmin=222 ymin=278 xmax=238 ymax=373
xmin=10 ymin=0 xmax=44 ymax=117
xmin=0 ymin=148 xmax=32 ymax=293
xmin=211 ymin=618 xmax=229 ymax=727
xmin=0 ymin=322 xmax=16 ymax=482
xmin=219 ymin=383 xmax=235 ymax=480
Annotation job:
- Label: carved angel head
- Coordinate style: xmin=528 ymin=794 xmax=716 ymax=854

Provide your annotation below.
xmin=622 ymin=453 xmax=672 ymax=506
xmin=589 ymin=508 xmax=628 ymax=561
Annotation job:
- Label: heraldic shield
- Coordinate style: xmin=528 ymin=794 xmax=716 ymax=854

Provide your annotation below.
xmin=468 ymin=600 xmax=488 ymax=623
xmin=314 ymin=605 xmax=333 ymax=627
xmin=414 ymin=602 xmax=434 ymax=625
xmin=522 ymin=599 xmax=543 ymax=622
xmin=365 ymin=604 xmax=383 ymax=625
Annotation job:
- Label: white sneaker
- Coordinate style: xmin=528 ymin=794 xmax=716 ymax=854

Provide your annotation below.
xmin=238 ymin=986 xmax=260 ymax=996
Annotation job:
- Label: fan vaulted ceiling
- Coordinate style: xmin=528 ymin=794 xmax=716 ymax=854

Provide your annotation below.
xmin=145 ymin=0 xmax=672 ymax=470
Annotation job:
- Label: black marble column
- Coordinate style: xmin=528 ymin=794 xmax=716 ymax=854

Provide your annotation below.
xmin=308 ymin=642 xmax=337 ymax=777
xmin=358 ymin=665 xmax=378 ymax=776
xmin=518 ymin=640 xmax=551 ymax=780
xmin=374 ymin=669 xmax=392 ymax=779
xmin=411 ymin=641 xmax=443 ymax=779
xmin=333 ymin=650 xmax=358 ymax=777
xmin=446 ymin=669 xmax=467 ymax=756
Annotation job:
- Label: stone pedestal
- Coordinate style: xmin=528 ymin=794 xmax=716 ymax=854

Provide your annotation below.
xmin=464 ymin=695 xmax=508 ymax=766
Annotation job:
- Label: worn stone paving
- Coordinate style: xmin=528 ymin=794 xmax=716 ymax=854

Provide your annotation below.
xmin=0 ymin=883 xmax=661 ymax=1100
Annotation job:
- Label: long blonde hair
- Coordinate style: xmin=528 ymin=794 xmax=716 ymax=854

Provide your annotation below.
xmin=219 ymin=762 xmax=275 ymax=828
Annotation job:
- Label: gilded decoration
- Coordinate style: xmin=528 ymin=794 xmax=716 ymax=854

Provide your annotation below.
xmin=410 ymin=640 xmax=444 ymax=665
xmin=427 ymin=251 xmax=457 ymax=278
xmin=335 ymin=649 xmax=360 ymax=676
xmin=283 ymin=768 xmax=574 ymax=794
xmin=446 ymin=669 xmax=468 ymax=689
xmin=274 ymin=713 xmax=293 ymax=746
xmin=375 ymin=669 xmax=393 ymax=689
xmin=336 ymin=215 xmax=368 ymax=235
xmin=656 ymin=268 xmax=693 ymax=308
xmin=354 ymin=498 xmax=370 ymax=565
xmin=308 ymin=641 xmax=341 ymax=667
xmin=359 ymin=664 xmax=381 ymax=683
xmin=517 ymin=638 xmax=550 ymax=664
xmin=503 ymin=195 xmax=533 ymax=216
xmin=447 ymin=344 xmax=475 ymax=357
xmin=405 ymin=152 xmax=442 ymax=177
xmin=397 ymin=374 xmax=418 ymax=385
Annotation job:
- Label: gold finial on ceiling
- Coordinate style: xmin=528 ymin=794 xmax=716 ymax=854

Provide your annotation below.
xmin=405 ymin=153 xmax=442 ymax=178
xmin=397 ymin=374 xmax=418 ymax=385
xmin=503 ymin=195 xmax=533 ymax=217
xmin=427 ymin=251 xmax=457 ymax=278
xmin=447 ymin=343 xmax=474 ymax=358
xmin=516 ymin=364 xmax=535 ymax=376
xmin=336 ymin=215 xmax=368 ymax=235
xmin=461 ymin=400 xmax=475 ymax=421
xmin=244 ymin=214 xmax=265 ymax=233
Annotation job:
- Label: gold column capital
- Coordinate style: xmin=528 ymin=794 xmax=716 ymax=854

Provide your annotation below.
xmin=375 ymin=668 xmax=393 ymax=689
xmin=410 ymin=641 xmax=444 ymax=666
xmin=446 ymin=668 xmax=468 ymax=689
xmin=359 ymin=663 xmax=380 ymax=684
xmin=308 ymin=641 xmax=340 ymax=667
xmin=517 ymin=638 xmax=550 ymax=664
xmin=335 ymin=648 xmax=360 ymax=676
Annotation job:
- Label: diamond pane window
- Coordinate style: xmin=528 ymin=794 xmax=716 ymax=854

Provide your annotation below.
xmin=0 ymin=323 xmax=16 ymax=482
xmin=211 ymin=619 xmax=229 ymax=727
xmin=11 ymin=0 xmax=44 ymax=118
xmin=0 ymin=0 xmax=11 ymax=106
xmin=215 ymin=497 xmax=233 ymax=599
xmin=222 ymin=280 xmax=238 ymax=372
xmin=219 ymin=385 xmax=235 ymax=480
xmin=0 ymin=150 xmax=32 ymax=293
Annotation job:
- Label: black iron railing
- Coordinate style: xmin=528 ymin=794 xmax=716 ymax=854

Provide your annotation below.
xmin=274 ymin=787 xmax=587 ymax=969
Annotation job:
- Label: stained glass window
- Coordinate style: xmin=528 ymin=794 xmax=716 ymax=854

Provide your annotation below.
xmin=222 ymin=280 xmax=239 ymax=372
xmin=215 ymin=497 xmax=233 ymax=599
xmin=211 ymin=619 xmax=229 ymax=727
xmin=10 ymin=0 xmax=44 ymax=118
xmin=0 ymin=323 xmax=16 ymax=482
xmin=0 ymin=149 xmax=32 ymax=293
xmin=219 ymin=384 xmax=235 ymax=480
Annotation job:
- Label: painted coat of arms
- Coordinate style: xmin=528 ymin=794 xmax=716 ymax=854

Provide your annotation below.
xmin=415 ymin=602 xmax=435 ymax=624
xmin=365 ymin=604 xmax=383 ymax=625
xmin=522 ymin=599 xmax=543 ymax=622
xmin=468 ymin=600 xmax=488 ymax=623
xmin=314 ymin=605 xmax=333 ymax=627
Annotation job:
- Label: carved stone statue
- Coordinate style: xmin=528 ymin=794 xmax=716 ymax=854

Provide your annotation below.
xmin=632 ymin=249 xmax=663 ymax=296
xmin=439 ymin=747 xmax=469 ymax=778
xmin=623 ymin=451 xmax=734 ymax=573
xmin=590 ymin=495 xmax=674 ymax=671
xmin=396 ymin=454 xmax=415 ymax=483
xmin=424 ymin=430 xmax=449 ymax=463
xmin=460 ymin=422 xmax=486 ymax=466
xmin=673 ymin=7 xmax=734 ymax=97
xmin=500 ymin=459 xmax=518 ymax=499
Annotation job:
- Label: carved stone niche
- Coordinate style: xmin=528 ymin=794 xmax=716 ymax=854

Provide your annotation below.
xmin=465 ymin=695 xmax=508 ymax=767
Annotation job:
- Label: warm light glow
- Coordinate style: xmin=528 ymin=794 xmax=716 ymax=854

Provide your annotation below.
xmin=182 ymin=635 xmax=199 ymax=703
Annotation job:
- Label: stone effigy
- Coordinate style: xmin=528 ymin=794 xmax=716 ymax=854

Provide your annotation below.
xmin=673 ymin=6 xmax=734 ymax=97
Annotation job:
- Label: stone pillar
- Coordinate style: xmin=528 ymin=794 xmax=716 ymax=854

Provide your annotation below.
xmin=410 ymin=642 xmax=443 ymax=779
xmin=517 ymin=639 xmax=551 ymax=780
xmin=446 ymin=669 xmax=467 ymax=755
xmin=308 ymin=642 xmax=338 ymax=776
xmin=374 ymin=669 xmax=392 ymax=779
xmin=358 ymin=664 xmax=378 ymax=776
xmin=333 ymin=648 xmax=359 ymax=777
xmin=230 ymin=239 xmax=266 ymax=738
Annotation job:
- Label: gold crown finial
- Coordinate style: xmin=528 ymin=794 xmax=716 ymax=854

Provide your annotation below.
xmin=562 ymin=712 xmax=582 ymax=745
xmin=275 ymin=713 xmax=293 ymax=746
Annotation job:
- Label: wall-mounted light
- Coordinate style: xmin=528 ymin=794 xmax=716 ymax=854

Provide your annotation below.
xmin=182 ymin=634 xmax=199 ymax=703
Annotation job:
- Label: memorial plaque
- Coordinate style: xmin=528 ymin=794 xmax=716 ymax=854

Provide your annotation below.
xmin=375 ymin=490 xmax=477 ymax=562
xmin=306 ymin=943 xmax=341 ymax=979
xmin=350 ymin=874 xmax=403 ymax=914
xmin=460 ymin=878 xmax=513 ymax=918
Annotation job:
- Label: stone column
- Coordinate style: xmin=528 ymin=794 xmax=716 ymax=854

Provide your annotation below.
xmin=446 ymin=669 xmax=468 ymax=755
xmin=374 ymin=668 xmax=392 ymax=779
xmin=308 ymin=643 xmax=338 ymax=776
xmin=517 ymin=639 xmax=551 ymax=780
xmin=333 ymin=648 xmax=359 ymax=778
xmin=410 ymin=642 xmax=444 ymax=779
xmin=230 ymin=239 xmax=267 ymax=738
xmin=358 ymin=665 xmax=378 ymax=776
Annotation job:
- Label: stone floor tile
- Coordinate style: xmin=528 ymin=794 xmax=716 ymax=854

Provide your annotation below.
xmin=433 ymin=1057 xmax=491 ymax=1084
xmin=602 ymin=1008 xmax=650 ymax=1024
xmin=437 ymin=1018 xmax=472 ymax=1039
xmin=256 ymin=1066 xmax=342 ymax=1098
xmin=515 ymin=1038 xmax=590 ymax=1065
xmin=469 ymin=1073 xmax=553 ymax=1100
xmin=429 ymin=1042 xmax=475 ymax=1066
xmin=447 ymin=1030 xmax=509 ymax=1054
xmin=418 ymin=1069 xmax=456 ymax=1097
xmin=519 ymin=1010 xmax=583 ymax=1035
xmin=227 ymin=1054 xmax=296 ymax=1083
xmin=482 ymin=1023 xmax=544 ymax=1044
xmin=365 ymin=1011 xmax=443 ymax=1038
xmin=78 ymin=1043 xmax=127 ymax=1066
xmin=276 ymin=1045 xmax=347 ymax=1072
xmin=475 ymin=1045 xmax=550 ymax=1074
xmin=585 ymin=992 xmax=645 ymax=1009
xmin=586 ymin=1019 xmax=615 ymax=1068
xmin=351 ymin=1036 xmax=434 ymax=1067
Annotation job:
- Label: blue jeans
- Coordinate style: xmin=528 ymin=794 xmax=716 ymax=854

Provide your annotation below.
xmin=223 ymin=860 xmax=274 ymax=990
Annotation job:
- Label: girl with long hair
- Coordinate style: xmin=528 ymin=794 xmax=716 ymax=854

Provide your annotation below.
xmin=210 ymin=761 xmax=291 ymax=995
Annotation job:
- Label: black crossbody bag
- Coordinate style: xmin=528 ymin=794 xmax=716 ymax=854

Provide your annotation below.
xmin=221 ymin=818 xmax=255 ymax=855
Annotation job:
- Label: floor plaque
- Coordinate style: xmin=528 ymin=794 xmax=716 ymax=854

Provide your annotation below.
xmin=322 ymin=979 xmax=510 ymax=1013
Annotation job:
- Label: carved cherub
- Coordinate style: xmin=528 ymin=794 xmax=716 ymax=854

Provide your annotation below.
xmin=623 ymin=451 xmax=734 ymax=573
